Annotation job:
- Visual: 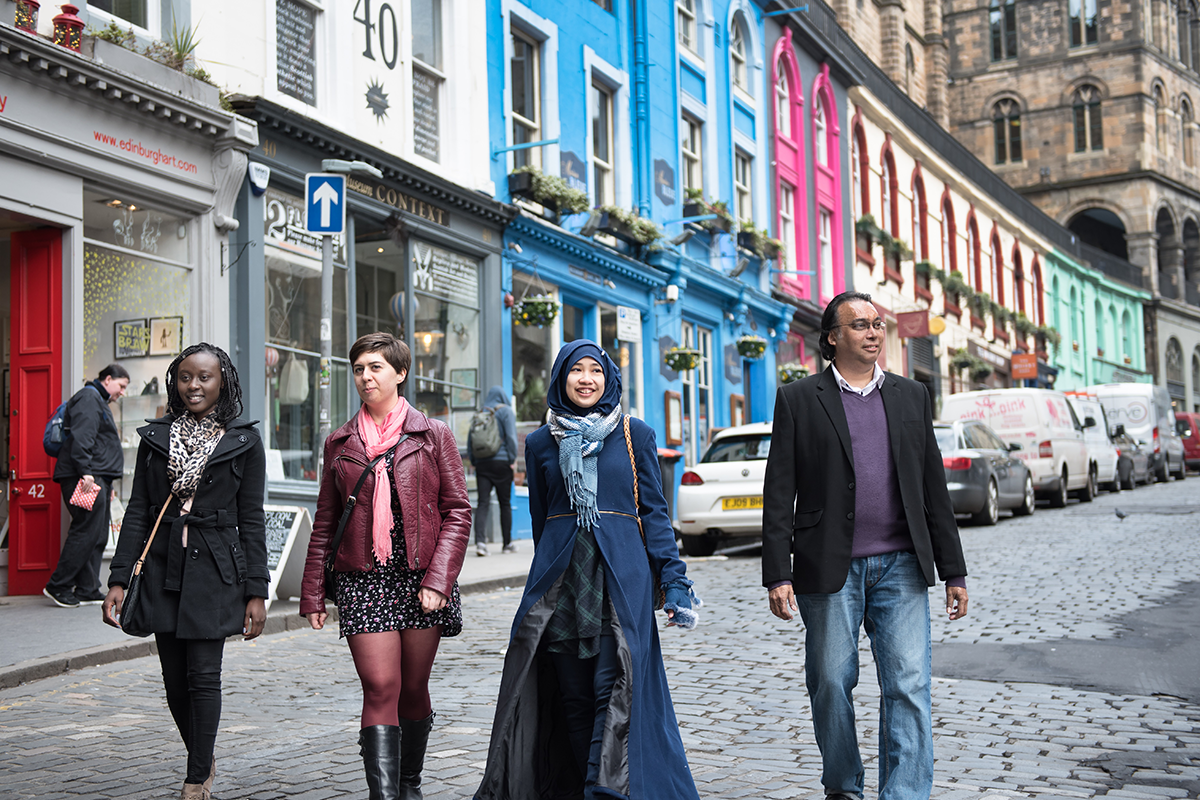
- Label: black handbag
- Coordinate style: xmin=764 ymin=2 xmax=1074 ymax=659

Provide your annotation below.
xmin=119 ymin=494 xmax=174 ymax=638
xmin=324 ymin=436 xmax=407 ymax=601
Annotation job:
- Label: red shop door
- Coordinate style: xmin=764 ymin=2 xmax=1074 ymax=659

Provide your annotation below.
xmin=9 ymin=229 xmax=63 ymax=595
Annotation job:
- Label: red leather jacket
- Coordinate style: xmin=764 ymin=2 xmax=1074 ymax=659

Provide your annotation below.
xmin=300 ymin=406 xmax=471 ymax=616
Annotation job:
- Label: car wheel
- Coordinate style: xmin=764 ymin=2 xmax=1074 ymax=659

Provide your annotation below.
xmin=1175 ymin=459 xmax=1187 ymax=481
xmin=1076 ymin=468 xmax=1096 ymax=503
xmin=1049 ymin=468 xmax=1069 ymax=508
xmin=970 ymin=479 xmax=1000 ymax=526
xmin=1013 ymin=474 xmax=1035 ymax=516
xmin=681 ymin=533 xmax=719 ymax=557
xmin=1156 ymin=458 xmax=1170 ymax=483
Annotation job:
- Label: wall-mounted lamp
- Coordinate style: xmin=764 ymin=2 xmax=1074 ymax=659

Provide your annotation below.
xmin=508 ymin=242 xmax=523 ymax=254
xmin=655 ymin=284 xmax=680 ymax=305
xmin=603 ymin=278 xmax=616 ymax=290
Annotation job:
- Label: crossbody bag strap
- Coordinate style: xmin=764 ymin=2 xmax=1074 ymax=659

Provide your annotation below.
xmin=623 ymin=416 xmax=646 ymax=547
xmin=326 ymin=435 xmax=409 ymax=567
xmin=132 ymin=493 xmax=175 ymax=577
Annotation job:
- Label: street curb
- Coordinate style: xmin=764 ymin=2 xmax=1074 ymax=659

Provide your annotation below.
xmin=0 ymin=573 xmax=530 ymax=691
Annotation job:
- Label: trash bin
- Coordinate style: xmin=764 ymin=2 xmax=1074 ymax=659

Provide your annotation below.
xmin=656 ymin=447 xmax=683 ymax=521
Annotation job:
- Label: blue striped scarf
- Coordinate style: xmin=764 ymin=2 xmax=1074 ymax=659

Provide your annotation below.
xmin=547 ymin=406 xmax=624 ymax=531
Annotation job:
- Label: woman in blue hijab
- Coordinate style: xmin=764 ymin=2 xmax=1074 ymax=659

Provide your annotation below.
xmin=475 ymin=339 xmax=700 ymax=800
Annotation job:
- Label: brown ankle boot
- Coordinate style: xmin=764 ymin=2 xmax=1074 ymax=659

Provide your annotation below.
xmin=202 ymin=759 xmax=215 ymax=795
xmin=180 ymin=782 xmax=209 ymax=800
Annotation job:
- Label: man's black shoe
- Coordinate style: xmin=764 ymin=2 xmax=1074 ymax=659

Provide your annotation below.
xmin=43 ymin=587 xmax=81 ymax=608
xmin=74 ymin=590 xmax=105 ymax=605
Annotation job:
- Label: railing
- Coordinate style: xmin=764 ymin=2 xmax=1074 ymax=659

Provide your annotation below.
xmin=1078 ymin=243 xmax=1145 ymax=289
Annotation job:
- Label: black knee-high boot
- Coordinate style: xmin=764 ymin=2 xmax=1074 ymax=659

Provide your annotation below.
xmin=359 ymin=725 xmax=400 ymax=800
xmin=397 ymin=713 xmax=434 ymax=800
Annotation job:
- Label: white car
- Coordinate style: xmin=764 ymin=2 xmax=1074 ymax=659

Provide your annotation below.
xmin=1064 ymin=393 xmax=1121 ymax=493
xmin=675 ymin=422 xmax=771 ymax=556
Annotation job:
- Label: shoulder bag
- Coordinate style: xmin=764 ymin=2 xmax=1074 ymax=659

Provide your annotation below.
xmin=324 ymin=436 xmax=408 ymax=601
xmin=623 ymin=416 xmax=665 ymax=610
xmin=119 ymin=494 xmax=174 ymax=638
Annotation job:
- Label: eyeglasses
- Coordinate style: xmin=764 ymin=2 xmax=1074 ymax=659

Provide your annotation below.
xmin=832 ymin=319 xmax=886 ymax=332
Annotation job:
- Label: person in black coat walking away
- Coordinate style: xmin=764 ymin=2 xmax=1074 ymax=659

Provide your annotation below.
xmin=102 ymin=344 xmax=269 ymax=800
xmin=44 ymin=364 xmax=130 ymax=608
xmin=467 ymin=386 xmax=519 ymax=556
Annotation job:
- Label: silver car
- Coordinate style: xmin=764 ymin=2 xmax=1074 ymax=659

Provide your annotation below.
xmin=935 ymin=419 xmax=1036 ymax=525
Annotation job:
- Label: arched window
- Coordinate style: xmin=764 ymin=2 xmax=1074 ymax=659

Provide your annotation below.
xmin=1121 ymin=309 xmax=1133 ymax=360
xmin=812 ymin=64 xmax=843 ymax=302
xmin=1183 ymin=96 xmax=1195 ymax=167
xmin=993 ymin=99 xmax=1022 ymax=164
xmin=912 ymin=168 xmax=929 ymax=295
xmin=814 ymin=95 xmax=828 ymax=165
xmin=880 ymin=142 xmax=898 ymax=239
xmin=966 ymin=212 xmax=982 ymax=291
xmin=771 ymin=30 xmax=809 ymax=298
xmin=851 ymin=112 xmax=868 ymax=221
xmin=905 ymin=44 xmax=915 ymax=94
xmin=1013 ymin=244 xmax=1025 ymax=316
xmin=1167 ymin=337 xmax=1185 ymax=383
xmin=1073 ymin=85 xmax=1104 ymax=152
xmin=990 ymin=0 xmax=1017 ymax=60
xmin=1033 ymin=256 xmax=1045 ymax=325
xmin=942 ymin=191 xmax=960 ymax=313
xmin=990 ymin=228 xmax=1005 ymax=307
xmin=730 ymin=14 xmax=748 ymax=92
xmin=1155 ymin=84 xmax=1168 ymax=153
xmin=1095 ymin=299 xmax=1106 ymax=355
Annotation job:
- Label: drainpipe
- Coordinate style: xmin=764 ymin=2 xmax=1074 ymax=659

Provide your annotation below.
xmin=633 ymin=0 xmax=652 ymax=217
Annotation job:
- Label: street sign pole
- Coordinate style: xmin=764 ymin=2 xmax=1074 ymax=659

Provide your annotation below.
xmin=317 ymin=233 xmax=333 ymax=473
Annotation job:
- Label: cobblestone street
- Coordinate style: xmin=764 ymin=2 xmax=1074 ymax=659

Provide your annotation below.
xmin=2 ymin=479 xmax=1199 ymax=800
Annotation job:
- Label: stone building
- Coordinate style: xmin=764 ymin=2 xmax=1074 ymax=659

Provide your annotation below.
xmin=942 ymin=0 xmax=1200 ymax=411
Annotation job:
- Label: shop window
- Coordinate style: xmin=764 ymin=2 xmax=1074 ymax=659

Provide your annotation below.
xmin=682 ymin=113 xmax=703 ymax=194
xmin=276 ymin=0 xmax=319 ymax=107
xmin=600 ymin=304 xmax=642 ymax=417
xmin=592 ymin=78 xmax=615 ymax=207
xmin=412 ymin=0 xmax=444 ymax=162
xmin=512 ymin=273 xmax=556 ymax=431
xmin=680 ymin=321 xmax=713 ymax=466
xmin=510 ymin=30 xmax=543 ymax=171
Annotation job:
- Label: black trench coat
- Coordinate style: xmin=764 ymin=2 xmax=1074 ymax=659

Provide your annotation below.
xmin=108 ymin=417 xmax=270 ymax=640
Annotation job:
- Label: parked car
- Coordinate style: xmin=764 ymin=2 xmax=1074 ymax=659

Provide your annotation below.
xmin=675 ymin=422 xmax=771 ymax=556
xmin=934 ymin=419 xmax=1035 ymax=525
xmin=1112 ymin=427 xmax=1152 ymax=489
xmin=1175 ymin=411 xmax=1200 ymax=471
xmin=1086 ymin=383 xmax=1186 ymax=482
xmin=1064 ymin=393 xmax=1121 ymax=493
xmin=940 ymin=388 xmax=1093 ymax=507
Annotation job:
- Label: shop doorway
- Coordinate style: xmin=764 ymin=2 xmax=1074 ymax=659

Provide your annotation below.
xmin=2 ymin=220 xmax=64 ymax=596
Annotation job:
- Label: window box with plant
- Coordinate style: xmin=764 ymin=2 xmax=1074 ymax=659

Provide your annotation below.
xmin=736 ymin=335 xmax=767 ymax=360
xmin=596 ymin=206 xmax=662 ymax=246
xmin=664 ymin=347 xmax=702 ymax=372
xmin=778 ymin=362 xmax=810 ymax=384
xmin=513 ymin=294 xmax=561 ymax=328
xmin=508 ymin=166 xmax=591 ymax=216
xmin=683 ymin=189 xmax=734 ymax=234
xmin=736 ymin=223 xmax=783 ymax=259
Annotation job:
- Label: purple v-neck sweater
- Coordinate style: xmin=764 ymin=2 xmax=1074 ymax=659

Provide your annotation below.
xmin=840 ymin=388 xmax=913 ymax=557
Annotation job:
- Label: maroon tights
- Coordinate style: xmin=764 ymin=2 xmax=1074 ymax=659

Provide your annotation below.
xmin=347 ymin=627 xmax=443 ymax=727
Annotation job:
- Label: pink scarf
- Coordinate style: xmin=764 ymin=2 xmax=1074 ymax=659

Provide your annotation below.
xmin=356 ymin=398 xmax=410 ymax=564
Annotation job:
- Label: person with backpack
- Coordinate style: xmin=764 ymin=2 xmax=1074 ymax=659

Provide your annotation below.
xmin=467 ymin=386 xmax=518 ymax=557
xmin=43 ymin=363 xmax=131 ymax=608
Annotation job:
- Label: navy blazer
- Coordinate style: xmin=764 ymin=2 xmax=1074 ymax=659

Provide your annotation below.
xmin=761 ymin=366 xmax=967 ymax=594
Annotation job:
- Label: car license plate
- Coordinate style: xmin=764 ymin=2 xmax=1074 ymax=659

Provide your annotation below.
xmin=722 ymin=496 xmax=763 ymax=510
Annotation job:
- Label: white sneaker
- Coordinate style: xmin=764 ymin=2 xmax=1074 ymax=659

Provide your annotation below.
xmin=476 ymin=543 xmax=489 ymax=557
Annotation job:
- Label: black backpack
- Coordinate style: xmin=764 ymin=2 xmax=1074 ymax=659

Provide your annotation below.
xmin=43 ymin=384 xmax=101 ymax=458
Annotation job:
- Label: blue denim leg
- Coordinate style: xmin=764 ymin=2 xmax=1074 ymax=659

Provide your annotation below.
xmin=797 ymin=552 xmax=933 ymax=800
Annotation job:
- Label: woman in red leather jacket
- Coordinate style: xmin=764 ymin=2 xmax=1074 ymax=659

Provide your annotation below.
xmin=300 ymin=332 xmax=471 ymax=800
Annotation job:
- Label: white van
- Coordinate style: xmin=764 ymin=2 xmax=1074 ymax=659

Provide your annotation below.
xmin=1064 ymin=393 xmax=1121 ymax=493
xmin=1085 ymin=384 xmax=1187 ymax=482
xmin=940 ymin=388 xmax=1093 ymax=506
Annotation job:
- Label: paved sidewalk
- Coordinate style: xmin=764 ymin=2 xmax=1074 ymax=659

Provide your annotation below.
xmin=0 ymin=545 xmax=534 ymax=690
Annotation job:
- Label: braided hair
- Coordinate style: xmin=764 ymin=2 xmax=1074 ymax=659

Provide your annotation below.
xmin=165 ymin=342 xmax=244 ymax=426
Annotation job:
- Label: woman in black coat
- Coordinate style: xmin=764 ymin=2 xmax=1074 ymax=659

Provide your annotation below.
xmin=103 ymin=344 xmax=269 ymax=800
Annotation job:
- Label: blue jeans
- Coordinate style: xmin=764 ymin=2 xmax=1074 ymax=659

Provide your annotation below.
xmin=796 ymin=551 xmax=933 ymax=800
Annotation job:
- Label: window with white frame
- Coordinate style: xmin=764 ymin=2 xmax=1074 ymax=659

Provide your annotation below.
xmin=91 ymin=0 xmax=154 ymax=30
xmin=851 ymin=132 xmax=862 ymax=220
xmin=511 ymin=29 xmax=542 ymax=170
xmin=412 ymin=0 xmax=444 ymax=162
xmin=779 ymin=185 xmax=795 ymax=267
xmin=818 ymin=210 xmax=833 ymax=297
xmin=730 ymin=15 xmax=748 ymax=91
xmin=775 ymin=61 xmax=791 ymax=138
xmin=677 ymin=0 xmax=697 ymax=53
xmin=735 ymin=151 xmax=752 ymax=222
xmin=880 ymin=157 xmax=892 ymax=234
xmin=592 ymin=79 xmax=615 ymax=206
xmin=815 ymin=95 xmax=828 ymax=165
xmin=682 ymin=114 xmax=703 ymax=193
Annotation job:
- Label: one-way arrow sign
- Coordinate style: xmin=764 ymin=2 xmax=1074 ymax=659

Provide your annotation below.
xmin=305 ymin=173 xmax=346 ymax=234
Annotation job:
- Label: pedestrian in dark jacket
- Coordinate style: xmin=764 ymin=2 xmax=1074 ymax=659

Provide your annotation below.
xmin=102 ymin=343 xmax=268 ymax=800
xmin=44 ymin=363 xmax=130 ymax=608
xmin=300 ymin=331 xmax=471 ymax=800
xmin=475 ymin=340 xmax=700 ymax=800
xmin=467 ymin=385 xmax=518 ymax=556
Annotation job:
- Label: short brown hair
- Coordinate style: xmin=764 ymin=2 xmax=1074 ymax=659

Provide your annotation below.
xmin=349 ymin=332 xmax=411 ymax=392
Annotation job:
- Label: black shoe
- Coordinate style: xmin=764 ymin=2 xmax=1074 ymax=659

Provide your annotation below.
xmin=74 ymin=590 xmax=105 ymax=605
xmin=398 ymin=713 xmax=434 ymax=799
xmin=359 ymin=725 xmax=400 ymax=800
xmin=43 ymin=587 xmax=80 ymax=608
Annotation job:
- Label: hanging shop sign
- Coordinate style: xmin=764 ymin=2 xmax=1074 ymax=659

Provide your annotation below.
xmin=654 ymin=159 xmax=677 ymax=206
xmin=561 ymin=151 xmax=587 ymax=193
xmin=616 ymin=306 xmax=642 ymax=342
xmin=347 ymin=178 xmax=451 ymax=226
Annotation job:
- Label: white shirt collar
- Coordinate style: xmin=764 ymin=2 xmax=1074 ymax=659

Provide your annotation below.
xmin=832 ymin=363 xmax=886 ymax=397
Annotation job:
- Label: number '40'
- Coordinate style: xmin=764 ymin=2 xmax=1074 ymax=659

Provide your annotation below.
xmin=354 ymin=0 xmax=399 ymax=70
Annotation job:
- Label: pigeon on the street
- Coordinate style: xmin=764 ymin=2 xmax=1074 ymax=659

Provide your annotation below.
xmin=1114 ymin=508 xmax=1128 ymax=521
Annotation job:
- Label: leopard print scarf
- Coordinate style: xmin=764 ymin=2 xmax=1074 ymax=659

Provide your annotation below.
xmin=167 ymin=413 xmax=225 ymax=499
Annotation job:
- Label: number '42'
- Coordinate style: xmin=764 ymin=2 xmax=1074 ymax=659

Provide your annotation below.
xmin=354 ymin=0 xmax=400 ymax=70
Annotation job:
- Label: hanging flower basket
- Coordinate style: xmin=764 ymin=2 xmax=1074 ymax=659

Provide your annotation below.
xmin=736 ymin=335 xmax=768 ymax=360
xmin=778 ymin=362 xmax=809 ymax=384
xmin=513 ymin=294 xmax=560 ymax=327
xmin=969 ymin=364 xmax=994 ymax=383
xmin=664 ymin=347 xmax=702 ymax=372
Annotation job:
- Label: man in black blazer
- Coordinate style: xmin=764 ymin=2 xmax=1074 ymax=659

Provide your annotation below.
xmin=762 ymin=292 xmax=968 ymax=800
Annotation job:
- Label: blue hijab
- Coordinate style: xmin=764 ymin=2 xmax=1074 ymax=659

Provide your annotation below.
xmin=546 ymin=340 xmax=624 ymax=529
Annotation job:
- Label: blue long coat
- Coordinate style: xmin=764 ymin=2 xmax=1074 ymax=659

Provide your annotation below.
xmin=475 ymin=416 xmax=700 ymax=800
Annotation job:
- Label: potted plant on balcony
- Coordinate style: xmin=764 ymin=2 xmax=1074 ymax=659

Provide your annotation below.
xmin=683 ymin=187 xmax=706 ymax=219
xmin=777 ymin=362 xmax=810 ymax=384
xmin=664 ymin=346 xmax=702 ymax=372
xmin=596 ymin=205 xmax=662 ymax=246
xmin=513 ymin=294 xmax=560 ymax=328
xmin=736 ymin=334 xmax=768 ymax=360
xmin=508 ymin=166 xmax=591 ymax=215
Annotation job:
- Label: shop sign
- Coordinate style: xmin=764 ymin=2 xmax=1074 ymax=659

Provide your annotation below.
xmin=968 ymin=341 xmax=1009 ymax=371
xmin=411 ymin=240 xmax=479 ymax=304
xmin=1011 ymin=352 xmax=1038 ymax=380
xmin=616 ymin=306 xmax=642 ymax=342
xmin=264 ymin=188 xmax=346 ymax=261
xmin=568 ymin=265 xmax=604 ymax=285
xmin=561 ymin=152 xmax=587 ymax=193
xmin=654 ymin=159 xmax=677 ymax=206
xmin=895 ymin=310 xmax=929 ymax=339
xmin=347 ymin=178 xmax=450 ymax=226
